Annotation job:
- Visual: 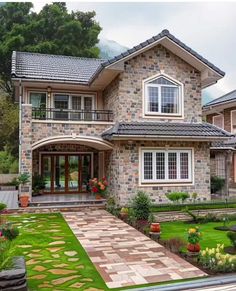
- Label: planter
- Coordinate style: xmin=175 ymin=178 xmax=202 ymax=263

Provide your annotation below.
xmin=120 ymin=212 xmax=128 ymax=219
xmin=150 ymin=223 xmax=161 ymax=233
xmin=19 ymin=196 xmax=29 ymax=208
xmin=0 ymin=256 xmax=27 ymax=290
xmin=187 ymin=243 xmax=201 ymax=253
xmin=95 ymin=194 xmax=102 ymax=200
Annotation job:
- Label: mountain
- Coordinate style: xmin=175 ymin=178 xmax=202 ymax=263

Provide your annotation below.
xmin=98 ymin=38 xmax=128 ymax=59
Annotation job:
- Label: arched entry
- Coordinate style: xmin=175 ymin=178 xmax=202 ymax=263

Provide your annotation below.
xmin=32 ymin=136 xmax=112 ymax=194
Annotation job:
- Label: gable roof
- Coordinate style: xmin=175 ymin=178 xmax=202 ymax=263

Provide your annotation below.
xmin=11 ymin=29 xmax=225 ymax=87
xmin=102 ymin=122 xmax=232 ymax=141
xmin=203 ymin=90 xmax=236 ymax=109
xmin=11 ymin=51 xmax=104 ymax=84
xmin=103 ymin=29 xmax=225 ymax=77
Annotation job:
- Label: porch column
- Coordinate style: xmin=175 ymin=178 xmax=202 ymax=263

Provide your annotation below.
xmin=20 ymin=104 xmax=33 ymax=199
xmin=224 ymin=150 xmax=233 ymax=199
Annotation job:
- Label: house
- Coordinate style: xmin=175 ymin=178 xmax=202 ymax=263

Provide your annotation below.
xmin=203 ymin=90 xmax=236 ymax=193
xmin=11 ymin=29 xmax=231 ymax=205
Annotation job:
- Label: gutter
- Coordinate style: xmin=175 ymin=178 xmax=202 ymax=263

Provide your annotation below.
xmin=124 ymin=274 xmax=236 ymax=291
xmin=18 ymin=79 xmax=22 ymax=174
xmin=103 ymin=135 xmax=231 ymax=141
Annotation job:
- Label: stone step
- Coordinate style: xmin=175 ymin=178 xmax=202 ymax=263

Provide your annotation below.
xmin=29 ymin=198 xmax=106 ymax=208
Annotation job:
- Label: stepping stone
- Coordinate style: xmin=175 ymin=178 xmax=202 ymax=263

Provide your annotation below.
xmin=49 ymin=241 xmax=65 ymax=246
xmin=53 ymin=263 xmax=68 ymax=268
xmin=44 ymin=260 xmax=53 ymax=263
xmin=48 ymin=269 xmax=77 ymax=275
xmin=52 ymin=236 xmax=64 ymax=240
xmin=69 ymin=282 xmax=85 ymax=288
xmin=26 ymin=259 xmax=39 ymax=265
xmin=33 ymin=265 xmax=46 ymax=272
xmin=81 ymin=278 xmax=93 ymax=282
xmin=30 ymin=274 xmax=46 ymax=280
xmin=47 ymin=229 xmax=60 ymax=233
xmin=64 ymin=251 xmax=77 ymax=257
xmin=52 ymin=275 xmax=80 ymax=285
xmin=68 ymin=258 xmax=79 ymax=262
xmin=38 ymin=284 xmax=52 ymax=288
xmin=85 ymin=288 xmax=104 ymax=291
xmin=28 ymin=253 xmax=42 ymax=258
xmin=48 ymin=247 xmax=63 ymax=253
xmin=32 ymin=249 xmax=41 ymax=253
xmin=76 ymin=265 xmax=84 ymax=269
xmin=19 ymin=245 xmax=32 ymax=248
xmin=52 ymin=254 xmax=60 ymax=258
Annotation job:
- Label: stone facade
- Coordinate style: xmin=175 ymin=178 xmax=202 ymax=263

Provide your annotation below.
xmin=106 ymin=140 xmax=211 ymax=205
xmin=104 ymin=44 xmax=202 ymax=123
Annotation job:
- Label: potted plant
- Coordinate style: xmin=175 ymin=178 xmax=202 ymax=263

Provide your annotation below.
xmin=89 ymin=177 xmax=108 ymax=199
xmin=150 ymin=222 xmax=161 ymax=233
xmin=187 ymin=226 xmax=201 ymax=253
xmin=17 ymin=173 xmax=30 ymax=207
xmin=120 ymin=207 xmax=129 ymax=219
xmin=32 ymin=174 xmax=46 ymax=196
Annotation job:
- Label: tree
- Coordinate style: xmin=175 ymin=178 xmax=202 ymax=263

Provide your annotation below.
xmin=0 ymin=2 xmax=101 ymax=94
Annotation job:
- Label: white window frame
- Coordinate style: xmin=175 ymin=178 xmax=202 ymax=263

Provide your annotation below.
xmin=53 ymin=93 xmax=95 ymax=111
xmin=140 ymin=148 xmax=193 ymax=185
xmin=143 ymin=73 xmax=184 ymax=118
xmin=28 ymin=91 xmax=47 ymax=107
xmin=231 ymin=110 xmax=236 ymax=133
xmin=213 ymin=114 xmax=224 ymax=129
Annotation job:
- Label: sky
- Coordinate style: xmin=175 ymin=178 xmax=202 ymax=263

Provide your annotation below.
xmin=33 ymin=1 xmax=236 ymax=100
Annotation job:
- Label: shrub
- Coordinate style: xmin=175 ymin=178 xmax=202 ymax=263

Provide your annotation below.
xmin=211 ymin=176 xmax=225 ymax=193
xmin=0 ymin=204 xmax=6 ymax=212
xmin=0 ymin=151 xmax=18 ymax=174
xmin=166 ymin=192 xmax=189 ymax=203
xmin=192 ymin=192 xmax=198 ymax=202
xmin=227 ymin=232 xmax=236 ymax=249
xmin=160 ymin=237 xmax=186 ymax=254
xmin=199 ymin=244 xmax=236 ymax=272
xmin=106 ymin=196 xmax=119 ymax=216
xmin=0 ymin=223 xmax=19 ymax=241
xmin=17 ymin=173 xmax=30 ymax=186
xmin=130 ymin=191 xmax=152 ymax=221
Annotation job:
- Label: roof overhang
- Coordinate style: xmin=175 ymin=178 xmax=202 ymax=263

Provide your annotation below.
xmin=203 ymin=100 xmax=236 ymax=115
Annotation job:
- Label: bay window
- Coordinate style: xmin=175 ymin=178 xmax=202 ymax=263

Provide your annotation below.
xmin=141 ymin=149 xmax=193 ymax=184
xmin=144 ymin=75 xmax=182 ymax=116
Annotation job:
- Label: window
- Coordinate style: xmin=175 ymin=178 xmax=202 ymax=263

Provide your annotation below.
xmin=231 ymin=111 xmax=236 ymax=133
xmin=141 ymin=149 xmax=193 ymax=183
xmin=144 ymin=75 xmax=182 ymax=116
xmin=29 ymin=92 xmax=46 ymax=108
xmin=213 ymin=114 xmax=224 ymax=129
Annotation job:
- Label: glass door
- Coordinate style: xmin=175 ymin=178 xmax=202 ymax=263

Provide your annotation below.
xmin=54 ymin=155 xmax=66 ymax=192
xmin=68 ymin=155 xmax=80 ymax=192
xmin=81 ymin=155 xmax=91 ymax=192
xmin=54 ymin=94 xmax=69 ymax=120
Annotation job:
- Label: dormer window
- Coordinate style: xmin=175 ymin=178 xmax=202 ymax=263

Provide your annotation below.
xmin=144 ymin=75 xmax=183 ymax=117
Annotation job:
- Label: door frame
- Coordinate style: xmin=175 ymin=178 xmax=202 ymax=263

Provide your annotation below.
xmin=39 ymin=152 xmax=94 ymax=194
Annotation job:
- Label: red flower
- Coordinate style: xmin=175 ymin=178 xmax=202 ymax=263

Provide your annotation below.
xmin=92 ymin=186 xmax=98 ymax=193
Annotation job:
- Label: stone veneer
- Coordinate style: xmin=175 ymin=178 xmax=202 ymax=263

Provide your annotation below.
xmin=103 ymin=44 xmax=202 ymax=123
xmin=106 ymin=140 xmax=211 ymax=205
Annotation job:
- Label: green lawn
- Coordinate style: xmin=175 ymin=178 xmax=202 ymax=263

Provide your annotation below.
xmin=7 ymin=213 xmax=108 ymax=291
xmin=160 ymin=220 xmax=236 ymax=249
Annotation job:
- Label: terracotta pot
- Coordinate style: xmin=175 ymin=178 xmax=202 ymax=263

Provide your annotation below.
xmin=150 ymin=223 xmax=161 ymax=233
xmin=120 ymin=212 xmax=128 ymax=219
xmin=95 ymin=194 xmax=102 ymax=200
xmin=187 ymin=243 xmax=201 ymax=252
xmin=19 ymin=196 xmax=29 ymax=208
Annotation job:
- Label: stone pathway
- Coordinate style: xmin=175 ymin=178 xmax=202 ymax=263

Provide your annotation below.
xmin=64 ymin=210 xmax=206 ymax=289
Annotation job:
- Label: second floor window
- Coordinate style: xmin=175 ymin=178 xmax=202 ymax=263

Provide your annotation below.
xmin=144 ymin=75 xmax=182 ymax=116
xmin=30 ymin=92 xmax=46 ymax=108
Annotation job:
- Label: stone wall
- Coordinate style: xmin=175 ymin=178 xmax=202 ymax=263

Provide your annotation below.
xmin=106 ymin=140 xmax=211 ymax=205
xmin=103 ymin=44 xmax=202 ymax=123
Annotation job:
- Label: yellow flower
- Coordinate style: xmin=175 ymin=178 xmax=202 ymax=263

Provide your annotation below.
xmin=189 ymin=228 xmax=196 ymax=234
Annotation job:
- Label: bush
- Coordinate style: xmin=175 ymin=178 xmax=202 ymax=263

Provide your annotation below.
xmin=199 ymin=244 xmax=236 ymax=272
xmin=130 ymin=191 xmax=152 ymax=221
xmin=211 ymin=176 xmax=225 ymax=193
xmin=106 ymin=196 xmax=119 ymax=216
xmin=0 ymin=151 xmax=18 ymax=174
xmin=0 ymin=204 xmax=6 ymax=212
xmin=160 ymin=237 xmax=186 ymax=254
xmin=227 ymin=232 xmax=236 ymax=249
xmin=0 ymin=223 xmax=19 ymax=241
xmin=166 ymin=192 xmax=189 ymax=203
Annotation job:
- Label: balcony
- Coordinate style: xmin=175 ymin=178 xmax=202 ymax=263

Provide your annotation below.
xmin=32 ymin=107 xmax=113 ymax=122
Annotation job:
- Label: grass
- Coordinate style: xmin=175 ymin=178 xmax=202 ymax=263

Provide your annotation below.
xmin=151 ymin=201 xmax=236 ymax=212
xmin=160 ymin=220 xmax=236 ymax=249
xmin=7 ymin=213 xmax=108 ymax=291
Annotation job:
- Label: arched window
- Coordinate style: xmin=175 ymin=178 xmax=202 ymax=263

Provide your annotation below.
xmin=144 ymin=75 xmax=183 ymax=116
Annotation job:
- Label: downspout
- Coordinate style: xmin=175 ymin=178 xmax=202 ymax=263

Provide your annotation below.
xmin=18 ymin=79 xmax=22 ymax=175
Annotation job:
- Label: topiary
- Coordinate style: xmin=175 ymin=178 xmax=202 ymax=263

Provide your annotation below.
xmin=227 ymin=232 xmax=236 ymax=249
xmin=130 ymin=191 xmax=152 ymax=221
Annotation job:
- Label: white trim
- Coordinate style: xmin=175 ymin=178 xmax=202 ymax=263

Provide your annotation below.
xmin=28 ymin=91 xmax=47 ymax=107
xmin=213 ymin=114 xmax=224 ymax=129
xmin=32 ymin=119 xmax=114 ymax=125
xmin=142 ymin=73 xmax=184 ymax=119
xmin=139 ymin=147 xmax=194 ymax=186
xmin=110 ymin=135 xmax=229 ymax=141
xmin=32 ymin=135 xmax=113 ymax=151
xmin=231 ymin=110 xmax=236 ymax=134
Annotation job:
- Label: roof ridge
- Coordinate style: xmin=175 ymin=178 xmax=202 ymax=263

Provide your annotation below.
xmin=15 ymin=51 xmax=106 ymax=62
xmin=203 ymin=89 xmax=236 ymax=107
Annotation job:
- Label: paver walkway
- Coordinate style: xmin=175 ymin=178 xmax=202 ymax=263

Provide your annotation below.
xmin=63 ymin=210 xmax=206 ymax=288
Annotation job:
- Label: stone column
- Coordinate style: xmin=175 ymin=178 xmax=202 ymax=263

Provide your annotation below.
xmin=224 ymin=150 xmax=233 ymax=199
xmin=20 ymin=104 xmax=33 ymax=199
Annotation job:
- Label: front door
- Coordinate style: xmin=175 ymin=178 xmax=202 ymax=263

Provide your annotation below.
xmin=41 ymin=154 xmax=92 ymax=193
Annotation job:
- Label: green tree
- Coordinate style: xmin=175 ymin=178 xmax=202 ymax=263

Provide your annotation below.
xmin=0 ymin=2 xmax=101 ymax=93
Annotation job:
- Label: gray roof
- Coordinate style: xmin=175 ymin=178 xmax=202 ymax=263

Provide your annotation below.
xmin=203 ymin=90 xmax=236 ymax=108
xmin=11 ymin=29 xmax=225 ymax=83
xmin=102 ymin=29 xmax=225 ymax=77
xmin=11 ymin=51 xmax=104 ymax=84
xmin=102 ymin=122 xmax=232 ymax=140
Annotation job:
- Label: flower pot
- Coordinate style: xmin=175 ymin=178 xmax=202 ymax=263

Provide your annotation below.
xmin=187 ymin=243 xmax=200 ymax=252
xmin=150 ymin=223 xmax=161 ymax=233
xmin=120 ymin=212 xmax=128 ymax=219
xmin=19 ymin=196 xmax=29 ymax=208
xmin=95 ymin=194 xmax=102 ymax=200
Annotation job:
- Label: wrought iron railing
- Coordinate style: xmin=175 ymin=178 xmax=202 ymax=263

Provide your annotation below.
xmin=32 ymin=107 xmax=114 ymax=122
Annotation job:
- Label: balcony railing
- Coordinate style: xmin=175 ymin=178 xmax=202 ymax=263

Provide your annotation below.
xmin=32 ymin=107 xmax=113 ymax=122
